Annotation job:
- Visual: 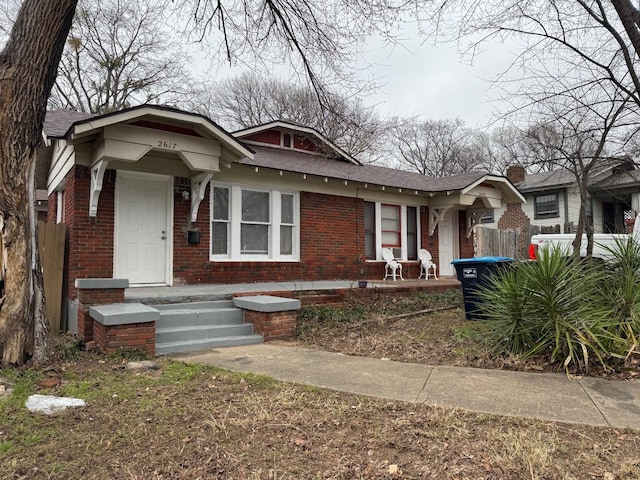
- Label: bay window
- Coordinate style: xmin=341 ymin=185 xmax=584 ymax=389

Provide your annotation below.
xmin=211 ymin=184 xmax=298 ymax=260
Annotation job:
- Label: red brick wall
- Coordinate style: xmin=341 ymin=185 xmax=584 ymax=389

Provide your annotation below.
xmin=77 ymin=287 xmax=125 ymax=305
xmin=497 ymin=203 xmax=530 ymax=257
xmin=172 ymin=179 xmax=212 ymax=284
xmin=47 ymin=192 xmax=57 ymax=222
xmin=244 ymin=310 xmax=297 ymax=340
xmin=77 ymin=309 xmax=93 ymax=343
xmin=93 ymin=321 xmax=155 ymax=354
xmin=173 ymin=190 xmax=366 ymax=284
xmin=65 ymin=166 xmax=116 ymax=298
xmin=63 ymin=169 xmax=453 ymax=286
xmin=76 ymin=287 xmax=125 ymax=342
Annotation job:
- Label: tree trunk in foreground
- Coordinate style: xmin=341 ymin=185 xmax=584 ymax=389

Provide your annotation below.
xmin=0 ymin=0 xmax=77 ymax=365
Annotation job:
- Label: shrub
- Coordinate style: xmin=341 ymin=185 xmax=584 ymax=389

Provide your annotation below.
xmin=598 ymin=237 xmax=640 ymax=354
xmin=476 ymin=247 xmax=613 ymax=373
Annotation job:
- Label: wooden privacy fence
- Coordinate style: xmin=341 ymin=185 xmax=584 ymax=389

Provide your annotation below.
xmin=37 ymin=221 xmax=66 ymax=335
xmin=475 ymin=226 xmax=519 ymax=258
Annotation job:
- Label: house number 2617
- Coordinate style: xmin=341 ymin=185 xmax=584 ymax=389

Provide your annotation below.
xmin=157 ymin=140 xmax=177 ymax=149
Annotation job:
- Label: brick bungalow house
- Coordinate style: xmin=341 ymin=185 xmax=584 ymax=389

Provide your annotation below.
xmin=36 ymin=105 xmax=525 ymax=331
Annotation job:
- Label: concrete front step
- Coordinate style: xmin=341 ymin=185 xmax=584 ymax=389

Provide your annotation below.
xmin=156 ymin=334 xmax=263 ymax=355
xmin=156 ymin=308 xmax=244 ymax=328
xmin=152 ymin=299 xmax=263 ymax=355
xmin=152 ymin=300 xmax=235 ymax=311
xmin=156 ymin=323 xmax=254 ymax=344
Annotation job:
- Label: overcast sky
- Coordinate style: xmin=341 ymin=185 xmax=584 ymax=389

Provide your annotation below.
xmin=357 ymin=32 xmax=522 ymax=128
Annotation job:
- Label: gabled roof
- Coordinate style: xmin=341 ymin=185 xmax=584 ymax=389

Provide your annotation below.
xmin=43 ymin=104 xmax=254 ymax=160
xmin=517 ymin=159 xmax=632 ymax=193
xmin=233 ymin=120 xmax=360 ymax=165
xmin=245 ymin=145 xmax=525 ymax=202
xmin=44 ymin=109 xmax=95 ymax=138
xmin=518 ymin=169 xmax=576 ymax=192
xmin=590 ymin=168 xmax=640 ymax=191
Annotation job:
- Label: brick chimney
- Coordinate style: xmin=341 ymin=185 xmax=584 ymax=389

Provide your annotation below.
xmin=506 ymin=165 xmax=525 ymax=184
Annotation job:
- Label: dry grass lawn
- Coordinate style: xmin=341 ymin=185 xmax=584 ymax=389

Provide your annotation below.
xmin=2 ymin=289 xmax=640 ymax=479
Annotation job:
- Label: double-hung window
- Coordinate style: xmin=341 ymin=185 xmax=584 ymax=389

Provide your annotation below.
xmin=534 ymin=193 xmax=559 ymax=219
xmin=381 ymin=204 xmax=401 ymax=247
xmin=241 ymin=190 xmax=270 ymax=254
xmin=364 ymin=202 xmax=376 ymax=260
xmin=211 ymin=186 xmax=230 ymax=255
xmin=211 ymin=184 xmax=298 ymax=260
xmin=280 ymin=194 xmax=294 ymax=255
xmin=365 ymin=202 xmax=420 ymax=261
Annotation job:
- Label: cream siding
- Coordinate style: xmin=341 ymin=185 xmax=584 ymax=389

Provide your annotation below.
xmin=565 ymin=186 xmax=583 ymax=233
xmin=592 ymin=199 xmax=604 ymax=234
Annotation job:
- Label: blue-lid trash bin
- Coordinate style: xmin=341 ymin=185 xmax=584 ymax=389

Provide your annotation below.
xmin=451 ymin=256 xmax=515 ymax=320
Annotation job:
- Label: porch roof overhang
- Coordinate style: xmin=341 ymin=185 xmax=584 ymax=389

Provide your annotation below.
xmin=50 ymin=105 xmax=254 ymax=160
xmin=42 ymin=105 xmax=254 ymax=220
xmin=426 ymin=175 xmax=526 ymax=236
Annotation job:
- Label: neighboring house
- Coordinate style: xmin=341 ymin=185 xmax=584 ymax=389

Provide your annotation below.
xmin=36 ymin=105 xmax=524 ymax=330
xmin=481 ymin=163 xmax=640 ymax=235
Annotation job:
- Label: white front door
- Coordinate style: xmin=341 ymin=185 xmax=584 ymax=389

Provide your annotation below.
xmin=438 ymin=211 xmax=459 ymax=276
xmin=115 ymin=172 xmax=171 ymax=285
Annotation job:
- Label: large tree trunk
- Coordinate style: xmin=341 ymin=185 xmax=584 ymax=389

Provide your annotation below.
xmin=0 ymin=0 xmax=77 ymax=365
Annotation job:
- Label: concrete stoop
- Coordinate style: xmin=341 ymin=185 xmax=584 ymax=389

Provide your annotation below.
xmin=152 ymin=300 xmax=263 ymax=355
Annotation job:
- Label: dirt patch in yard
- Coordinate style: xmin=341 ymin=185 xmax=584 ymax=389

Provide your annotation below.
xmin=3 ymin=290 xmax=640 ymax=478
xmin=2 ymin=352 xmax=640 ymax=479
xmin=292 ymin=290 xmax=640 ymax=379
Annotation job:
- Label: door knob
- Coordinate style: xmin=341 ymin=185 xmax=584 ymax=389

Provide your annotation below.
xmin=161 ymin=235 xmax=166 ymax=240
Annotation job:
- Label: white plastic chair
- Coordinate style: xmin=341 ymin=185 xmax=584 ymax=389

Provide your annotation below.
xmin=418 ymin=249 xmax=438 ymax=280
xmin=382 ymin=248 xmax=404 ymax=281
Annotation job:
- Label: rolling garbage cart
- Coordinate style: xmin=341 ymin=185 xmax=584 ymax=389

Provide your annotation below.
xmin=451 ymin=256 xmax=514 ymax=320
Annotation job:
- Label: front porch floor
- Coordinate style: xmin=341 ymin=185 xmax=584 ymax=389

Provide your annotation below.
xmin=125 ymin=278 xmax=461 ymax=305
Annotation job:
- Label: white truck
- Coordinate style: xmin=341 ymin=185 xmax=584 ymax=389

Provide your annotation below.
xmin=529 ymin=217 xmax=640 ymax=261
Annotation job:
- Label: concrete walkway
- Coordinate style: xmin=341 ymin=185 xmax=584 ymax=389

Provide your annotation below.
xmin=175 ymin=343 xmax=640 ymax=430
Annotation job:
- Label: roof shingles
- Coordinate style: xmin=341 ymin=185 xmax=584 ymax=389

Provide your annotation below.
xmin=43 ymin=109 xmax=95 ymax=138
xmin=244 ymin=145 xmax=487 ymax=193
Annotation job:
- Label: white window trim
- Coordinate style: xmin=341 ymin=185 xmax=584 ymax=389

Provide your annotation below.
xmin=56 ymin=190 xmax=64 ymax=224
xmin=210 ymin=182 xmax=300 ymax=262
xmin=370 ymin=202 xmax=421 ymax=261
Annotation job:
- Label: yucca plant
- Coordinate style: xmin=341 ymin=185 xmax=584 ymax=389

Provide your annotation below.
xmin=473 ymin=261 xmax=542 ymax=356
xmin=476 ymin=247 xmax=613 ymax=373
xmin=597 ymin=237 xmax=640 ymax=357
